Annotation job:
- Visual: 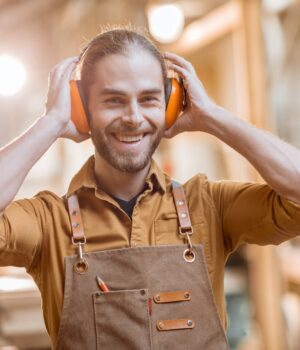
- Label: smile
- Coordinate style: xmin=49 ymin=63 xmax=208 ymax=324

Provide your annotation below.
xmin=114 ymin=133 xmax=145 ymax=143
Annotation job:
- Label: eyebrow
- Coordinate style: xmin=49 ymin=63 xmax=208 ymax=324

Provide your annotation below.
xmin=99 ymin=88 xmax=163 ymax=96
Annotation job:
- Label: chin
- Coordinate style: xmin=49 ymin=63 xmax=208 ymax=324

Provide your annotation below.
xmin=107 ymin=154 xmax=151 ymax=173
xmin=92 ymin=129 xmax=161 ymax=173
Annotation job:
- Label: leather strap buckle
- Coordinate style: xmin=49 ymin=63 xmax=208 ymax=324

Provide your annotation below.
xmin=178 ymin=226 xmax=193 ymax=236
xmin=172 ymin=181 xmax=196 ymax=263
xmin=67 ymin=193 xmax=88 ymax=274
xmin=71 ymin=236 xmax=87 ymax=246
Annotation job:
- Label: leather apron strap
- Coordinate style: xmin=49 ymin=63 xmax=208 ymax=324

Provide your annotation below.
xmin=67 ymin=193 xmax=85 ymax=243
xmin=171 ymin=180 xmax=192 ymax=231
xmin=67 ymin=193 xmax=88 ymax=273
xmin=172 ymin=180 xmax=195 ymax=262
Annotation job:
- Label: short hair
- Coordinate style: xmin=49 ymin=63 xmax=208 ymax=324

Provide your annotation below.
xmin=78 ymin=26 xmax=167 ymax=98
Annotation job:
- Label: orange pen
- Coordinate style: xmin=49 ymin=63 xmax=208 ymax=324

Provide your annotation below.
xmin=96 ymin=275 xmax=110 ymax=292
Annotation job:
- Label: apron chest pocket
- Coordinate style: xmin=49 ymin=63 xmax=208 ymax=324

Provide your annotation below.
xmin=93 ymin=288 xmax=152 ymax=350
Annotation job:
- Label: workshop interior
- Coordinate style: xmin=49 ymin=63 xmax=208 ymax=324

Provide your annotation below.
xmin=0 ymin=0 xmax=300 ymax=349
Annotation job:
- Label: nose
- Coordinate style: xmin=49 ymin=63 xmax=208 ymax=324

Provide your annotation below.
xmin=121 ymin=100 xmax=144 ymax=127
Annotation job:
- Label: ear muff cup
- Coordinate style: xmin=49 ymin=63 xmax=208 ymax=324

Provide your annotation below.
xmin=165 ymin=78 xmax=185 ymax=129
xmin=70 ymin=80 xmax=90 ymax=134
xmin=70 ymin=77 xmax=185 ymax=133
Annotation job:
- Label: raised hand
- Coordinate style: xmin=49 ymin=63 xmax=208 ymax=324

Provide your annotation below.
xmin=44 ymin=57 xmax=90 ymax=142
xmin=163 ymin=52 xmax=217 ymax=138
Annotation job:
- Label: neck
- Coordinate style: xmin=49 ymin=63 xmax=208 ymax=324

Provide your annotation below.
xmin=94 ymin=152 xmax=150 ymax=201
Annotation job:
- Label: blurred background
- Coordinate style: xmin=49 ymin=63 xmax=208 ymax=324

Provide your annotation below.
xmin=0 ymin=0 xmax=300 ymax=349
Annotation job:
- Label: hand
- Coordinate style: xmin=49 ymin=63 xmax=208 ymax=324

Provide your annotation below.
xmin=163 ymin=52 xmax=217 ymax=138
xmin=44 ymin=57 xmax=90 ymax=142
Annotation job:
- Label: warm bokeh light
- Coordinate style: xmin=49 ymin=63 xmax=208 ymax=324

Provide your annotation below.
xmin=0 ymin=54 xmax=27 ymax=96
xmin=0 ymin=276 xmax=35 ymax=292
xmin=148 ymin=4 xmax=184 ymax=43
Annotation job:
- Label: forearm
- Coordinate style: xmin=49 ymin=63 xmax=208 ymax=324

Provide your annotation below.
xmin=0 ymin=57 xmax=87 ymax=215
xmin=204 ymin=106 xmax=300 ymax=203
xmin=163 ymin=52 xmax=300 ymax=203
xmin=0 ymin=113 xmax=65 ymax=213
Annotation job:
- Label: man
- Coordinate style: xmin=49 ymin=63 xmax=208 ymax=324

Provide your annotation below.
xmin=0 ymin=28 xmax=299 ymax=350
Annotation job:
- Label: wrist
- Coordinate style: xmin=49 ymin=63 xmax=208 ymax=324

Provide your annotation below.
xmin=41 ymin=112 xmax=69 ymax=138
xmin=198 ymin=104 xmax=233 ymax=136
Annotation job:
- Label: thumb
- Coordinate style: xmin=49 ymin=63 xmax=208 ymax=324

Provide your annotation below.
xmin=163 ymin=114 xmax=189 ymax=139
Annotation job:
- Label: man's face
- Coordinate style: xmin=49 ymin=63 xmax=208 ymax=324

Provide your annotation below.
xmin=87 ymin=49 xmax=166 ymax=173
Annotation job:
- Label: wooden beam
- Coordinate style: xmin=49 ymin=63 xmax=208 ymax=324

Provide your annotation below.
xmin=239 ymin=1 xmax=288 ymax=349
xmin=263 ymin=0 xmax=300 ymax=13
xmin=0 ymin=0 xmax=61 ymax=33
xmin=166 ymin=0 xmax=242 ymax=55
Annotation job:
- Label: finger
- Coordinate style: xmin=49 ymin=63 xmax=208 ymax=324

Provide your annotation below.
xmin=164 ymin=52 xmax=192 ymax=67
xmin=163 ymin=120 xmax=182 ymax=139
xmin=52 ymin=57 xmax=78 ymax=81
xmin=167 ymin=63 xmax=189 ymax=78
xmin=46 ymin=57 xmax=79 ymax=111
xmin=49 ymin=57 xmax=79 ymax=87
xmin=163 ymin=111 xmax=191 ymax=139
xmin=167 ymin=63 xmax=193 ymax=93
xmin=49 ymin=57 xmax=78 ymax=82
xmin=72 ymin=132 xmax=91 ymax=143
xmin=57 ymin=60 xmax=78 ymax=87
xmin=164 ymin=52 xmax=195 ymax=73
xmin=169 ymin=62 xmax=205 ymax=95
xmin=66 ymin=122 xmax=91 ymax=141
xmin=49 ymin=63 xmax=77 ymax=93
xmin=51 ymin=56 xmax=79 ymax=73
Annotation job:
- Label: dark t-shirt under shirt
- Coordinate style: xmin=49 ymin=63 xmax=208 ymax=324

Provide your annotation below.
xmin=113 ymin=194 xmax=139 ymax=218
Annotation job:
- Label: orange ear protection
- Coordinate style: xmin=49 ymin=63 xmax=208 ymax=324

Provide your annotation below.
xmin=70 ymin=78 xmax=186 ymax=134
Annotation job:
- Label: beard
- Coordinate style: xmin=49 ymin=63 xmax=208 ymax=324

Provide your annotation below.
xmin=91 ymin=123 xmax=163 ymax=173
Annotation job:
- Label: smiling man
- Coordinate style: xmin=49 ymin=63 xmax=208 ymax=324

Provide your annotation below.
xmin=0 ymin=28 xmax=300 ymax=350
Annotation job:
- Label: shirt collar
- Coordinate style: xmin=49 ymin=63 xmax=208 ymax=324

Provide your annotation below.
xmin=67 ymin=155 xmax=166 ymax=197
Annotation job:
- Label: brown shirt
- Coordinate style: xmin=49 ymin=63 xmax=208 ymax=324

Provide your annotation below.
xmin=1 ymin=156 xmax=300 ymax=347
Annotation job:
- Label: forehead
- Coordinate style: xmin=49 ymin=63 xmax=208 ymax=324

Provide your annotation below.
xmin=91 ymin=50 xmax=164 ymax=91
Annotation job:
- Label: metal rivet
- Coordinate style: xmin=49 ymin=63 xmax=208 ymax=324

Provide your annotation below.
xmin=72 ymin=210 xmax=78 ymax=216
xmin=184 ymin=292 xmax=190 ymax=299
xmin=177 ymin=200 xmax=184 ymax=206
xmin=187 ymin=320 xmax=193 ymax=327
xmin=158 ymin=322 xmax=164 ymax=329
xmin=156 ymin=295 xmax=160 ymax=301
xmin=73 ymin=222 xmax=79 ymax=228
xmin=181 ymin=213 xmax=187 ymax=218
xmin=140 ymin=290 xmax=146 ymax=296
xmin=73 ymin=259 xmax=88 ymax=274
xmin=183 ymin=249 xmax=196 ymax=263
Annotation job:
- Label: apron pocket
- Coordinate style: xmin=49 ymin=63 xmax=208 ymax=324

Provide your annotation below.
xmin=93 ymin=288 xmax=152 ymax=350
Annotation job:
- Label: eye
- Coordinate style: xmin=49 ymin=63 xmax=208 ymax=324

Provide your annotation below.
xmin=140 ymin=96 xmax=159 ymax=103
xmin=104 ymin=97 xmax=124 ymax=104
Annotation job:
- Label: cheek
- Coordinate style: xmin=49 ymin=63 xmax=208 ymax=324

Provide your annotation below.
xmin=88 ymin=97 xmax=122 ymax=126
xmin=147 ymin=108 xmax=166 ymax=129
xmin=90 ymin=109 xmax=119 ymax=130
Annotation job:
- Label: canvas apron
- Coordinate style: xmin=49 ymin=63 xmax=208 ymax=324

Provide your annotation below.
xmin=55 ymin=182 xmax=229 ymax=350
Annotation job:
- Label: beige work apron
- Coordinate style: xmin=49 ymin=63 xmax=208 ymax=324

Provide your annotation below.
xmin=55 ymin=183 xmax=229 ymax=350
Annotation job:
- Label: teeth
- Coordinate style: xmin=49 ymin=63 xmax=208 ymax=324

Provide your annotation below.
xmin=115 ymin=134 xmax=144 ymax=142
